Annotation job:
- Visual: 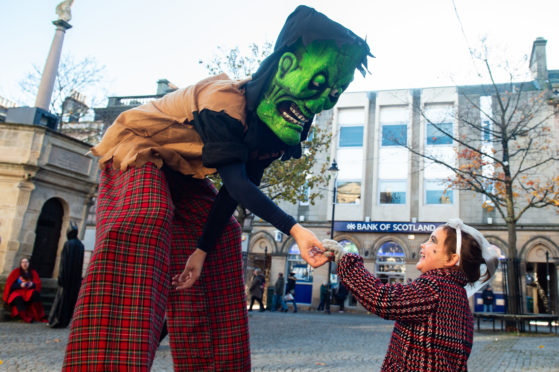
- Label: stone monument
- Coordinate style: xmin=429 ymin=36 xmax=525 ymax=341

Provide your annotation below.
xmin=1 ymin=0 xmax=99 ymax=318
xmin=6 ymin=0 xmax=76 ymax=129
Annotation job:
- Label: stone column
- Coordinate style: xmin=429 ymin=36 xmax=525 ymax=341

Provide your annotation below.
xmin=34 ymin=20 xmax=72 ymax=111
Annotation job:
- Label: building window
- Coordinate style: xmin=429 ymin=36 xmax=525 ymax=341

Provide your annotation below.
xmin=426 ymin=122 xmax=453 ymax=145
xmin=382 ymin=124 xmax=407 ymax=146
xmin=287 ymin=244 xmax=313 ymax=282
xmin=336 ymin=108 xmax=364 ymax=205
xmin=337 ymin=180 xmax=361 ymax=204
xmin=375 ymin=241 xmax=406 ymax=284
xmin=299 ymin=182 xmax=310 ymax=206
xmin=337 ymin=108 xmax=364 ymax=148
xmin=306 ymin=126 xmax=315 ymax=142
xmin=481 ymin=119 xmax=492 ymax=142
xmin=378 ymin=106 xmax=408 ymax=206
xmin=339 ymin=239 xmax=359 ymax=254
xmin=425 ymin=103 xmax=454 ymax=146
xmin=379 ymin=106 xmax=408 ymax=147
xmin=480 ymin=96 xmax=492 ymax=143
xmin=337 ymin=240 xmax=359 ymax=306
xmin=425 ymin=179 xmax=453 ymax=204
xmin=379 ymin=179 xmax=406 ymax=204
xmin=339 ymin=126 xmax=364 ymax=147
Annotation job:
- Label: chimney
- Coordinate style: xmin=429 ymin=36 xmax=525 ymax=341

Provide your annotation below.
xmin=529 ymin=37 xmax=548 ymax=83
xmin=62 ymin=90 xmax=89 ymax=123
xmin=156 ymin=79 xmax=178 ymax=95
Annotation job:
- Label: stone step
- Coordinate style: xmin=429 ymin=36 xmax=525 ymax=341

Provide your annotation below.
xmin=39 ymin=279 xmax=58 ymax=317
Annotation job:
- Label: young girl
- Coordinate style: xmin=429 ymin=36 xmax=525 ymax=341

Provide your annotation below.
xmin=323 ymin=218 xmax=500 ymax=371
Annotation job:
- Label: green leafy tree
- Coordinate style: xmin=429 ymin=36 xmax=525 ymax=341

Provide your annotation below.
xmin=200 ymin=43 xmax=332 ymax=228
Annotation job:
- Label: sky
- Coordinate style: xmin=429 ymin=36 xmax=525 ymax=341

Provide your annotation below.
xmin=1 ymin=0 xmax=558 ymax=108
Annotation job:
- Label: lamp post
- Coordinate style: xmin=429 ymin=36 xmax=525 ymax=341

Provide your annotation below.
xmin=325 ymin=160 xmax=339 ymax=314
xmin=241 ymin=212 xmax=255 ymax=281
xmin=546 ymin=251 xmax=550 ymax=312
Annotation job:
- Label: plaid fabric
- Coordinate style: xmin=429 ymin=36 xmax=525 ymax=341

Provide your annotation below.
xmin=338 ymin=254 xmax=472 ymax=372
xmin=165 ymin=169 xmax=250 ymax=371
xmin=63 ymin=163 xmax=250 ymax=371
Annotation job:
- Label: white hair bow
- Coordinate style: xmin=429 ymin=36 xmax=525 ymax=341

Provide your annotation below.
xmin=446 ymin=218 xmax=502 ymax=297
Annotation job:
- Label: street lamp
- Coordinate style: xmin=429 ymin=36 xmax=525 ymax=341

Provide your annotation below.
xmin=325 ymin=159 xmax=339 ymax=314
xmin=546 ymin=251 xmax=550 ymax=312
xmin=241 ymin=212 xmax=255 ymax=279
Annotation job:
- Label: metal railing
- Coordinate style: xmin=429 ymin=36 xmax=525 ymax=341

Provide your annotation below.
xmin=107 ymin=95 xmax=163 ymax=107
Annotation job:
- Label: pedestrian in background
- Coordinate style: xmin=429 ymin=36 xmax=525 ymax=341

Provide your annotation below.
xmin=48 ymin=223 xmax=84 ymax=328
xmin=248 ymin=268 xmax=266 ymax=312
xmin=482 ymin=286 xmax=495 ymax=313
xmin=336 ymin=282 xmax=348 ymax=313
xmin=284 ymin=272 xmax=298 ymax=313
xmin=317 ymin=282 xmax=328 ymax=311
xmin=272 ymin=272 xmax=288 ymax=312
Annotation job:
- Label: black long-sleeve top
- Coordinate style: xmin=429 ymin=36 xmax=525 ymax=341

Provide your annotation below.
xmin=193 ymin=109 xmax=300 ymax=253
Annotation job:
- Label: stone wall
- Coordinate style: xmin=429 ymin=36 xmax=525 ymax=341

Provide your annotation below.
xmin=0 ymin=123 xmax=98 ymax=277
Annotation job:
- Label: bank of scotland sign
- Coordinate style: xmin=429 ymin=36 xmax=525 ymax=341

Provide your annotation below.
xmin=334 ymin=221 xmax=442 ymax=233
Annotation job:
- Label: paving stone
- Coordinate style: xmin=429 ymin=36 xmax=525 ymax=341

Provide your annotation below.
xmin=0 ymin=311 xmax=557 ymax=371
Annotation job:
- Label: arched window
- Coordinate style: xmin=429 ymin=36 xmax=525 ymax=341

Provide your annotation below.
xmin=339 ymin=239 xmax=359 ymax=254
xmin=286 ymin=243 xmax=314 ymax=305
xmin=335 ymin=239 xmax=360 ymax=307
xmin=524 ymin=244 xmax=556 ymax=314
xmin=287 ymin=243 xmax=313 ymax=282
xmin=375 ymin=241 xmax=405 ymax=284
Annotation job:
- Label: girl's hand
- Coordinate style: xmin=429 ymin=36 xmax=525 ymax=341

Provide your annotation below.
xmin=172 ymin=249 xmax=207 ymax=290
xmin=322 ymin=239 xmax=345 ymax=263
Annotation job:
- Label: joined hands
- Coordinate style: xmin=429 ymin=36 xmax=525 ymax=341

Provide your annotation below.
xmin=173 ymin=226 xmax=341 ymax=291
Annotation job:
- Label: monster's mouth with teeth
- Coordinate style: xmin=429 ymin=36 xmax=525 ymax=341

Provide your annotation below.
xmin=277 ymin=101 xmax=311 ymax=130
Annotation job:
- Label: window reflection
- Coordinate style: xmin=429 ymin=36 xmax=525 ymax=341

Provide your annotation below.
xmin=287 ymin=243 xmax=313 ymax=282
xmin=339 ymin=239 xmax=359 ymax=254
xmin=337 ymin=181 xmax=361 ymax=204
xmin=375 ymin=241 xmax=406 ymax=282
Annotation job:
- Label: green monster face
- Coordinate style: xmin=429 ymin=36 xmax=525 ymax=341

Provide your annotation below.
xmin=257 ymin=40 xmax=364 ymax=146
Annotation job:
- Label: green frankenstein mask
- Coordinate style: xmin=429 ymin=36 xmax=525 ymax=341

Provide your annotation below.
xmin=257 ymin=40 xmax=366 ymax=146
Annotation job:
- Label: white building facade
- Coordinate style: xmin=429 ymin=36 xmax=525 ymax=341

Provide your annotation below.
xmin=249 ymin=38 xmax=559 ymax=314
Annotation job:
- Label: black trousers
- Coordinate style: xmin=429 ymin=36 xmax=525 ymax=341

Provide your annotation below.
xmin=249 ymin=296 xmax=264 ymax=310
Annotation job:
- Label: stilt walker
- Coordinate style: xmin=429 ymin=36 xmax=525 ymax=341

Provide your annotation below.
xmin=63 ymin=6 xmax=372 ymax=371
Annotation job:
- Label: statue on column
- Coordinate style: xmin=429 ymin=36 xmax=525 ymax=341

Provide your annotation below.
xmin=55 ymin=0 xmax=74 ymax=22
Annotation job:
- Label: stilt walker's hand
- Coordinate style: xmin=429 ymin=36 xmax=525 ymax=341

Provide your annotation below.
xmin=173 ymin=248 xmax=207 ymax=290
xmin=290 ymin=224 xmax=329 ymax=268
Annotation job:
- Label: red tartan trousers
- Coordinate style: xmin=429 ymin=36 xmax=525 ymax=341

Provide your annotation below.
xmin=63 ymin=163 xmax=250 ymax=371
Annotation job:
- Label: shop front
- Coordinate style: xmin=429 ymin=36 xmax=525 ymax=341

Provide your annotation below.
xmin=286 ymin=242 xmax=313 ymax=305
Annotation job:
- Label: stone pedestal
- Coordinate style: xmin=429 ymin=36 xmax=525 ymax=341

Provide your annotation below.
xmin=0 ymin=123 xmax=98 ymax=278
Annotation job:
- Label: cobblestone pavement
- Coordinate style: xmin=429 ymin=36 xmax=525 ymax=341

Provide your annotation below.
xmin=0 ymin=311 xmax=557 ymax=371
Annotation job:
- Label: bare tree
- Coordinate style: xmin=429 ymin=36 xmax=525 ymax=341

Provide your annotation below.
xmin=19 ymin=54 xmax=106 ymax=121
xmin=401 ymin=43 xmax=559 ymax=316
xmin=201 ymin=43 xmax=332 ymax=228
xmin=199 ymin=42 xmax=273 ymax=80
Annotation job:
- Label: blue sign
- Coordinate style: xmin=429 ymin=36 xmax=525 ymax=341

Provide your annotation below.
xmin=334 ymin=221 xmax=442 ymax=234
xmin=474 ymin=292 xmax=506 ymax=313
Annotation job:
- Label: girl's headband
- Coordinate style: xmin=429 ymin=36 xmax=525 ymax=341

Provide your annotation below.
xmin=446 ymin=218 xmax=502 ymax=297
